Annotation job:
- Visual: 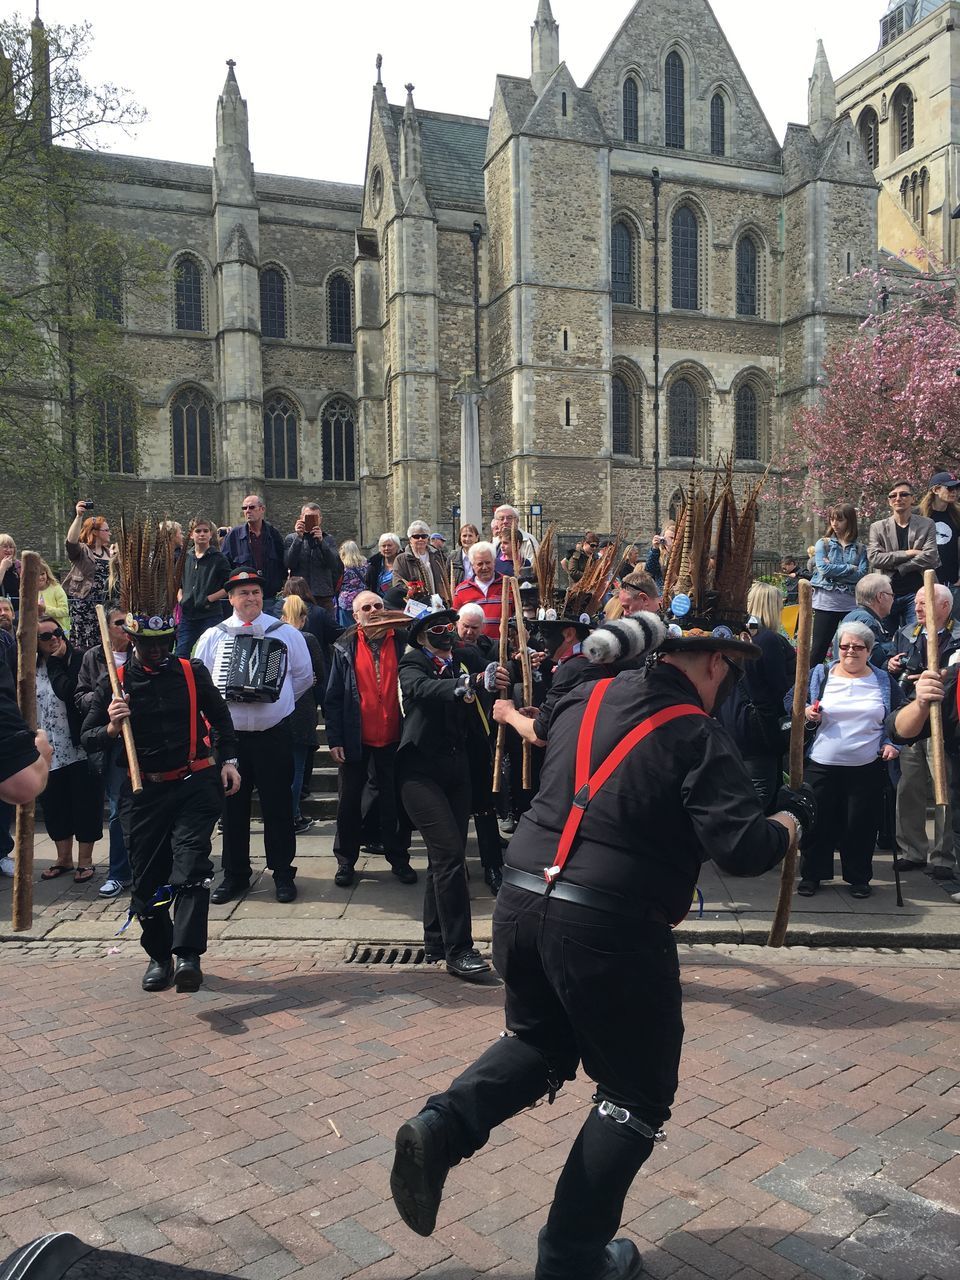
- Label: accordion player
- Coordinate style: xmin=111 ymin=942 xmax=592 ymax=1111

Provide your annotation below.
xmin=212 ymin=621 xmax=288 ymax=703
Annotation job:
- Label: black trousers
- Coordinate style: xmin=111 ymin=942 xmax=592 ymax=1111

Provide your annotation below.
xmin=810 ymin=608 xmax=849 ymax=667
xmin=424 ymin=883 xmax=682 ymax=1279
xmin=334 ymin=743 xmax=408 ymax=869
xmin=801 ymin=757 xmax=884 ymax=885
xmin=400 ymin=766 xmax=473 ymax=959
xmin=119 ymin=769 xmax=221 ymax=961
xmin=221 ymin=720 xmax=296 ymax=883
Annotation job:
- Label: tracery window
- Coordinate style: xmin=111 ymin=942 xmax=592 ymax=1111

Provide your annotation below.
xmin=735 ymin=384 xmax=759 ymax=461
xmin=612 ymin=221 xmax=635 ymax=305
xmin=664 ymin=51 xmax=685 ymax=150
xmin=671 ymin=206 xmax=699 ymax=310
xmin=321 ymin=398 xmax=356 ymax=481
xmin=328 ymin=274 xmax=353 ymax=345
xmin=174 ymin=256 xmax=204 ymax=332
xmin=92 ymin=387 xmax=136 ymax=474
xmin=612 ymin=375 xmax=639 ymax=456
xmin=736 ymin=235 xmax=759 ymax=317
xmin=94 ymin=260 xmax=123 ymax=324
xmin=171 ymin=387 xmax=213 ymax=476
xmin=263 ymin=394 xmax=298 ymax=479
xmin=668 ymin=378 xmax=699 ymax=458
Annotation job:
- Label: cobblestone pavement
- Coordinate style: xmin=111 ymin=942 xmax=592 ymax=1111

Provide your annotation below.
xmin=1 ymin=944 xmax=959 ymax=1279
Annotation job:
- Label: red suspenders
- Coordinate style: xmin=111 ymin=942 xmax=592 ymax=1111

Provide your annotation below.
xmin=545 ymin=679 xmax=708 ymax=886
xmin=118 ymin=659 xmax=211 ymax=779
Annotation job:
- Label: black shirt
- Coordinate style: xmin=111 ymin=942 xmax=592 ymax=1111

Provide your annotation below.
xmin=507 ymin=661 xmax=790 ymax=924
xmin=180 ymin=549 xmax=230 ymax=619
xmin=932 ymin=505 xmax=960 ymax=586
xmin=0 ymin=658 xmax=38 ymax=786
xmin=891 ymin=522 xmax=923 ymax=597
xmin=81 ymin=656 xmax=238 ymax=773
xmin=533 ymin=652 xmax=610 ymax=741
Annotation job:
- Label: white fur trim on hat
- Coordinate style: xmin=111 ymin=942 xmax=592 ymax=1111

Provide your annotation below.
xmin=582 ymin=613 xmax=666 ymax=665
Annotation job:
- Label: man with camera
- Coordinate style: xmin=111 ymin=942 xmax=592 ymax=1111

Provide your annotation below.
xmin=888 ymin=581 xmax=960 ymax=884
xmin=284 ymin=503 xmax=343 ymax=615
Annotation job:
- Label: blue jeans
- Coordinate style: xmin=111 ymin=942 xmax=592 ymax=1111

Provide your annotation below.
xmin=890 ymin=592 xmax=918 ymax=631
xmin=291 ymin=745 xmax=308 ymax=821
xmin=176 ymin=615 xmax=218 ymax=658
xmin=104 ymin=751 xmax=131 ymax=883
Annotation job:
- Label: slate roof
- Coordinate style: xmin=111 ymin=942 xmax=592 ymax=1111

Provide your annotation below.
xmin=389 ymin=106 xmax=489 ymax=210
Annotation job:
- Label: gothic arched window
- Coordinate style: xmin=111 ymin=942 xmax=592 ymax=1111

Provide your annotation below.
xmin=170 ymin=387 xmax=213 ymax=477
xmin=328 ymin=274 xmax=353 ymax=345
xmin=612 ymin=221 xmax=636 ymax=305
xmin=710 ymin=93 xmax=726 ymax=157
xmin=260 ymin=268 xmax=287 ymax=339
xmin=668 ymin=378 xmax=699 ymax=458
xmin=91 ymin=385 xmax=136 ymax=474
xmin=735 ymin=384 xmax=759 ymax=461
xmin=623 ymin=76 xmax=639 ymax=143
xmin=94 ymin=258 xmax=124 ymax=324
xmin=892 ymin=85 xmax=914 ymax=155
xmin=321 ymin=397 xmax=357 ymax=481
xmin=263 ymin=394 xmax=298 ymax=480
xmin=671 ymin=206 xmax=700 ymax=311
xmin=858 ymin=107 xmax=879 ymax=168
xmin=173 ymin=256 xmax=204 ymax=332
xmin=664 ymin=51 xmax=685 ymax=150
xmin=736 ymin=235 xmax=759 ymax=317
xmin=612 ymin=374 xmax=640 ymax=456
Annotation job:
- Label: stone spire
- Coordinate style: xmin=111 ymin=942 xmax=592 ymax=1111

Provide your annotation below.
xmin=30 ymin=6 xmax=51 ymax=143
xmin=399 ymin=82 xmax=423 ymax=188
xmin=531 ymin=0 xmax=560 ymax=98
xmin=214 ymin=59 xmax=255 ymax=206
xmin=808 ymin=39 xmax=836 ymax=143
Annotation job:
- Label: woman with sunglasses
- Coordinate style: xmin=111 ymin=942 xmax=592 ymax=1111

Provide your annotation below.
xmin=393 ymin=520 xmax=449 ymax=599
xmin=397 ymin=608 xmax=509 ymax=980
xmin=63 ymin=499 xmax=115 ymax=652
xmin=794 ymin=620 xmax=904 ymax=899
xmin=36 ymin=620 xmax=103 ymax=883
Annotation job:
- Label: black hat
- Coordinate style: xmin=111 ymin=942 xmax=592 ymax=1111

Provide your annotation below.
xmin=535 ymin=613 xmax=593 ymax=640
xmin=930 ymin=471 xmax=960 ymax=489
xmin=382 ymin=583 xmax=409 ymax=610
xmin=225 ymin=567 xmax=264 ymax=592
xmin=659 ymin=625 xmax=759 ymax=660
xmin=408 ymin=608 xmax=458 ymax=646
xmin=582 ymin=614 xmax=666 ymax=665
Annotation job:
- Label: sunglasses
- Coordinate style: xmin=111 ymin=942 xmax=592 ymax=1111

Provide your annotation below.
xmin=358 ymin=602 xmax=384 ymax=613
xmin=426 ymin=622 xmax=455 ymax=637
xmin=241 ymin=504 xmax=261 ymax=511
xmin=38 ymin=629 xmax=63 ymax=641
xmin=109 ymin=618 xmax=126 ymax=628
xmin=410 ymin=533 xmax=428 ymax=540
xmin=888 ymin=491 xmax=911 ymax=499
xmin=838 ymin=643 xmax=867 ymax=652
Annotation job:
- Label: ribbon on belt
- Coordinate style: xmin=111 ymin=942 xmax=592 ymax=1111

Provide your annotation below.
xmin=545 ymin=679 xmax=707 ymax=888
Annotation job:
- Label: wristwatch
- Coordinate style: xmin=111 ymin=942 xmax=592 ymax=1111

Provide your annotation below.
xmin=223 ymin=758 xmax=239 ymax=767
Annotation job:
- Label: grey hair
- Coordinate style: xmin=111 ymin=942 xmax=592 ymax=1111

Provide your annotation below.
xmin=837 ymin=620 xmax=875 ymax=653
xmin=856 ymin=572 xmax=892 ymax=606
xmin=407 ymin=519 xmax=430 ymax=538
xmin=458 ymin=602 xmax=485 ymax=623
xmin=467 ymin=540 xmax=496 ymax=564
xmin=494 ymin=504 xmax=519 ymax=520
xmin=378 ymin=531 xmax=401 ymax=551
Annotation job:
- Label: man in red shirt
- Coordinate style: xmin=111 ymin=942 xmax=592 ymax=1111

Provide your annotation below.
xmin=452 ymin=542 xmax=511 ymax=639
xmin=325 ymin=591 xmax=417 ymax=889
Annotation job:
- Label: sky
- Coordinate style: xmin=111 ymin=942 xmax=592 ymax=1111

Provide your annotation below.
xmin=27 ymin=0 xmax=889 ymax=183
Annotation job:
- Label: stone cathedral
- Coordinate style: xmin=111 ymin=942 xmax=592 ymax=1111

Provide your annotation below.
xmin=30 ymin=0 xmax=890 ymax=550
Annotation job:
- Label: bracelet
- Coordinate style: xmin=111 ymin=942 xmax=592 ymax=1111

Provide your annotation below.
xmin=771 ymin=810 xmax=803 ymax=841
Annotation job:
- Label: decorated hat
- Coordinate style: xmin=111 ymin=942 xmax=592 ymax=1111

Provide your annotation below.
xmin=408 ymin=607 xmax=458 ymax=646
xmin=582 ymin=613 xmax=666 ymax=665
xmin=225 ymin=567 xmax=264 ymax=592
xmin=116 ymin=515 xmax=183 ymax=639
xmin=534 ymin=612 xmax=593 ymax=640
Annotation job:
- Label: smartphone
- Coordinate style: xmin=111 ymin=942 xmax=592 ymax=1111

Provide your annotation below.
xmin=303 ymin=511 xmax=320 ymax=533
xmin=81 ymin=500 xmax=94 ymax=510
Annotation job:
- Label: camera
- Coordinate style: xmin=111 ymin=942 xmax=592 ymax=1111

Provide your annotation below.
xmin=898 ymin=650 xmax=924 ymax=692
xmin=81 ymin=500 xmax=94 ymax=510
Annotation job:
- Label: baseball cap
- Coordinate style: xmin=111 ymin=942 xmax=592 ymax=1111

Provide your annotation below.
xmin=930 ymin=471 xmax=960 ymax=488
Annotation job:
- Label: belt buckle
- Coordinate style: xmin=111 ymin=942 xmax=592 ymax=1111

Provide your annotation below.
xmin=571 ymin=783 xmax=590 ymax=810
xmin=544 ymin=865 xmax=561 ymax=888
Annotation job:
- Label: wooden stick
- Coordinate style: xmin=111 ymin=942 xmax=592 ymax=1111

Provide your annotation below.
xmin=767 ymin=577 xmax=812 ymax=948
xmin=95 ymin=604 xmax=142 ymax=794
xmin=491 ymin=581 xmax=511 ymax=794
xmin=12 ymin=551 xmax=40 ymax=933
xmin=924 ymin=569 xmax=948 ymax=807
xmin=510 ymin=576 xmax=533 ymax=789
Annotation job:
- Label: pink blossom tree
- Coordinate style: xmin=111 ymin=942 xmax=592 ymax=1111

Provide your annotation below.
xmin=784 ymin=265 xmax=960 ymax=518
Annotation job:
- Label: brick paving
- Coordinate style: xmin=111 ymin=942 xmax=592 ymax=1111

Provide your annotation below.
xmin=1 ymin=944 xmax=959 ymax=1278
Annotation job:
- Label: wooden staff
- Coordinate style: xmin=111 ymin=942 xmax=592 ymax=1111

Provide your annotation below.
xmin=767 ymin=577 xmax=812 ymax=948
xmin=510 ymin=576 xmax=533 ymax=789
xmin=12 ymin=551 xmax=40 ymax=932
xmin=491 ymin=582 xmax=511 ymax=794
xmin=923 ymin=569 xmax=948 ymax=807
xmin=95 ymin=604 xmax=142 ymax=794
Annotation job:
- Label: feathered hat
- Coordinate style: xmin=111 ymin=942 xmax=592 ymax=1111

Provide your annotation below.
xmin=115 ymin=515 xmax=184 ymax=638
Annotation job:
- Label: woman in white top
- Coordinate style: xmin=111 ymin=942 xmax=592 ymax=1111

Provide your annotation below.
xmin=798 ymin=621 xmax=903 ymax=899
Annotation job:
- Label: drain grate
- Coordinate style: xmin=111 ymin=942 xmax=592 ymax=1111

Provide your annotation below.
xmin=346 ymin=943 xmax=427 ymax=965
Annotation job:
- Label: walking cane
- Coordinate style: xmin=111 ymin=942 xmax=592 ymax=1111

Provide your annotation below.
xmin=923 ymin=569 xmax=949 ymax=806
xmin=95 ymin=604 xmax=142 ymax=794
xmin=12 ymin=552 xmax=39 ymax=932
xmin=510 ymin=576 xmax=533 ymax=789
xmin=491 ymin=584 xmax=511 ymax=794
xmin=767 ymin=578 xmax=812 ymax=947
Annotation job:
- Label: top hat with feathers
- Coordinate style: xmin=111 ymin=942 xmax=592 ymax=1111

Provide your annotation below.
xmin=116 ymin=516 xmax=184 ymax=638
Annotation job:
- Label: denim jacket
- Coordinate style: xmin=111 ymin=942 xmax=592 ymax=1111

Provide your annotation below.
xmin=810 ymin=538 xmax=868 ymax=592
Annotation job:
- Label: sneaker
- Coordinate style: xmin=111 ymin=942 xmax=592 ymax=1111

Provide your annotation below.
xmin=0 ymin=856 xmax=14 ymax=877
xmin=498 ymin=816 xmax=517 ymax=835
xmin=949 ymin=890 xmax=960 ymax=904
xmin=98 ymin=878 xmax=129 ymax=898
xmin=293 ymin=816 xmax=314 ymax=834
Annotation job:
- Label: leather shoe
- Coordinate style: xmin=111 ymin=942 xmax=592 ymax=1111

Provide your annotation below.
xmin=850 ymin=883 xmax=871 ymax=899
xmin=142 ymin=957 xmax=174 ymax=992
xmin=535 ymin=1238 xmax=643 ymax=1280
xmin=334 ymin=866 xmax=355 ymax=888
xmin=174 ymin=952 xmax=203 ymax=993
xmin=893 ymin=857 xmax=925 ymax=872
xmin=446 ymin=949 xmax=491 ymax=981
xmin=210 ymin=878 xmax=249 ymax=905
xmin=392 ymin=862 xmax=418 ymax=885
xmin=390 ymin=1109 xmax=451 ymax=1237
xmin=275 ymin=879 xmax=298 ymax=903
xmin=483 ymin=866 xmax=502 ymax=896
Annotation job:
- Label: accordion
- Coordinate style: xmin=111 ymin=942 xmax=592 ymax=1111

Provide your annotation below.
xmin=212 ymin=627 xmax=288 ymax=703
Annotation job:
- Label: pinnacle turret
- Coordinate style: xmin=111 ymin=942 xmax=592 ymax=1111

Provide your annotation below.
xmin=808 ymin=39 xmax=836 ymax=142
xmin=531 ymin=0 xmax=560 ymax=98
xmin=214 ymin=59 xmax=255 ymax=207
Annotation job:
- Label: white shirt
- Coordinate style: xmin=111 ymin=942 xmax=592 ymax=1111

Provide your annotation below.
xmin=810 ymin=669 xmax=885 ymax=767
xmin=193 ymin=610 xmax=313 ymax=733
xmin=473 ymin=575 xmax=495 ymax=598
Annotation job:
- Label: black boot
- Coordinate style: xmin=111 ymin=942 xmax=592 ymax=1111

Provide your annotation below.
xmin=174 ymin=952 xmax=203 ymax=992
xmin=536 ymin=1234 xmax=643 ymax=1280
xmin=483 ymin=866 xmax=502 ymax=896
xmin=142 ymin=956 xmax=174 ymax=992
xmin=390 ymin=1109 xmax=452 ymax=1237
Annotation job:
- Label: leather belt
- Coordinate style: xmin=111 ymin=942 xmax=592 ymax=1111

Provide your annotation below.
xmin=502 ymin=865 xmax=671 ymax=924
xmin=140 ymin=757 xmax=216 ymax=785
